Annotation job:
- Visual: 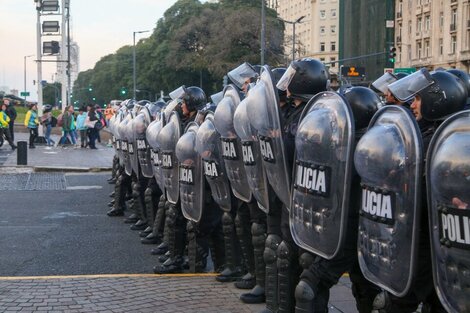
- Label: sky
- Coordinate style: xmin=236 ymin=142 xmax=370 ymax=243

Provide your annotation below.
xmin=0 ymin=0 xmax=194 ymax=101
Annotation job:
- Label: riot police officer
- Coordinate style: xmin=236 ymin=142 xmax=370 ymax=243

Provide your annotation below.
xmin=371 ymin=69 xmax=468 ymax=312
xmin=293 ymin=86 xmax=382 ymax=313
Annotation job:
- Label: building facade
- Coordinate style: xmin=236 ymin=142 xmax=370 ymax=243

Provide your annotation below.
xmin=395 ymin=0 xmax=470 ymax=71
xmin=270 ymin=0 xmax=339 ymax=73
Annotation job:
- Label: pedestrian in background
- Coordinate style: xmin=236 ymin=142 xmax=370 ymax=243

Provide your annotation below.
xmin=95 ymin=104 xmax=105 ymax=143
xmin=24 ymin=103 xmax=39 ymax=148
xmin=60 ymin=105 xmax=77 ymax=145
xmin=75 ymin=106 xmax=88 ymax=148
xmin=0 ymin=102 xmax=16 ymax=150
xmin=5 ymin=99 xmax=17 ymax=141
xmin=40 ymin=105 xmax=55 ymax=146
xmin=85 ymin=104 xmax=98 ymax=149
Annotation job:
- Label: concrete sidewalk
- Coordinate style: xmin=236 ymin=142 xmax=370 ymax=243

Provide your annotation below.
xmin=1 ymin=132 xmax=114 ymax=172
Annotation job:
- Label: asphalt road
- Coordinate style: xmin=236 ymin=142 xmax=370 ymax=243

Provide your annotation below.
xmin=0 ymin=172 xmax=159 ymax=276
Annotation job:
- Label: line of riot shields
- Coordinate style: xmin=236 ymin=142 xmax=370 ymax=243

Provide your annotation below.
xmin=105 ymin=61 xmax=470 ymax=313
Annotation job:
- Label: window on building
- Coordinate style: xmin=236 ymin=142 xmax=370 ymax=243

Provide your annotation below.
xmin=320 ymin=26 xmax=325 ymax=35
xmin=452 ymin=8 xmax=457 ymax=26
xmin=439 ymin=12 xmax=444 ymax=29
xmin=331 ymin=9 xmax=337 ymax=18
xmin=417 ymin=41 xmax=422 ymax=59
xmin=408 ymin=20 xmax=412 ymax=34
xmin=439 ymin=38 xmax=443 ymax=55
xmin=417 ymin=17 xmax=422 ymax=32
xmin=408 ymin=44 xmax=412 ymax=61
xmin=320 ymin=10 xmax=326 ymax=19
xmin=320 ymin=42 xmax=325 ymax=52
xmin=330 ymin=57 xmax=336 ymax=67
xmin=331 ymin=25 xmax=336 ymax=34
xmin=397 ymin=47 xmax=401 ymax=63
xmin=451 ymin=35 xmax=457 ymax=54
xmin=424 ymin=40 xmax=430 ymax=57
xmin=424 ymin=15 xmax=430 ymax=31
xmin=331 ymin=41 xmax=336 ymax=51
xmin=320 ymin=58 xmax=325 ymax=62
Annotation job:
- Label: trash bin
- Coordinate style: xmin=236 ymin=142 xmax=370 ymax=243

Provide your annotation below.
xmin=17 ymin=141 xmax=27 ymax=165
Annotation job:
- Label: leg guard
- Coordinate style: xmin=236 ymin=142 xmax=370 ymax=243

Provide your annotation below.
xmin=187 ymin=220 xmax=198 ymax=273
xmin=264 ymin=234 xmax=282 ymax=312
xmin=252 ymin=222 xmax=267 ymax=290
xmin=295 ymin=280 xmax=315 ymax=313
xmin=217 ymin=212 xmax=243 ymax=282
xmin=277 ymin=240 xmax=299 ymax=313
xmin=234 ymin=207 xmax=255 ymax=289
xmin=166 ymin=203 xmax=177 ymax=259
xmin=209 ymin=219 xmax=225 ymax=272
xmin=144 ymin=185 xmax=156 ymax=230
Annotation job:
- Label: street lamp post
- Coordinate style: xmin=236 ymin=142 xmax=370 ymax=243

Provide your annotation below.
xmin=23 ymin=54 xmax=34 ymax=102
xmin=280 ymin=15 xmax=306 ymax=62
xmin=133 ymin=30 xmax=150 ymax=100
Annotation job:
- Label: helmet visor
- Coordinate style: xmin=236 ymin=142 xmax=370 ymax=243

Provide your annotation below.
xmin=388 ymin=68 xmax=434 ymax=102
xmin=210 ymin=91 xmax=224 ymax=105
xmin=372 ymin=72 xmax=397 ymax=94
xmin=227 ymin=62 xmax=257 ymax=89
xmin=276 ymin=65 xmax=297 ymax=91
xmin=169 ymin=86 xmax=185 ymax=100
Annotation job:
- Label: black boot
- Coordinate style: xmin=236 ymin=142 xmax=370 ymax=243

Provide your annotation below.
xmin=151 ymin=242 xmax=168 ymax=255
xmin=153 ymin=256 xmax=184 ymax=274
xmin=139 ymin=226 xmax=153 ymax=237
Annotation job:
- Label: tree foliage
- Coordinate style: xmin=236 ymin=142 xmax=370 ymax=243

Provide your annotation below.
xmin=73 ymin=0 xmax=284 ymax=104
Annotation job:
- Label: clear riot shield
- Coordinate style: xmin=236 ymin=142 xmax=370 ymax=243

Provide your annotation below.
xmin=176 ymin=122 xmax=204 ymax=222
xmin=196 ymin=112 xmax=232 ymax=212
xmin=113 ymin=111 xmax=125 ymax=167
xmin=146 ymin=112 xmax=165 ymax=193
xmin=119 ymin=114 xmax=133 ymax=176
xmin=214 ymin=84 xmax=252 ymax=202
xmin=157 ymin=112 xmax=182 ymax=204
xmin=246 ymin=65 xmax=292 ymax=209
xmin=127 ymin=114 xmax=140 ymax=177
xmin=426 ymin=110 xmax=470 ymax=313
xmin=354 ymin=105 xmax=423 ymax=297
xmin=134 ymin=108 xmax=153 ymax=178
xmin=233 ymin=92 xmax=270 ymax=213
xmin=290 ymin=91 xmax=354 ymax=259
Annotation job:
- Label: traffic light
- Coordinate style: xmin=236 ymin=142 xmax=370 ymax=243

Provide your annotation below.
xmin=120 ymin=87 xmax=127 ymax=96
xmin=88 ymin=85 xmax=93 ymax=92
xmin=388 ymin=46 xmax=397 ymax=63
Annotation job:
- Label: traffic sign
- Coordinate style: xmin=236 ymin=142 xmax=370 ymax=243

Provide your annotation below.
xmin=20 ymin=92 xmax=30 ymax=97
xmin=341 ymin=66 xmax=366 ymax=78
xmin=394 ymin=68 xmax=416 ymax=74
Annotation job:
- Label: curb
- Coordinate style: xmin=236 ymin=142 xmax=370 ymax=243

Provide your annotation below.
xmin=33 ymin=166 xmax=112 ymax=173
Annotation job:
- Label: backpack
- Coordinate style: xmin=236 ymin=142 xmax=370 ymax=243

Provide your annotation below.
xmin=50 ymin=116 xmax=58 ymax=127
xmin=56 ymin=113 xmax=64 ymax=127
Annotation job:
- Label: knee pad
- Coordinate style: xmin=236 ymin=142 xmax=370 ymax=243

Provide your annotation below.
xmin=299 ymin=252 xmax=315 ymax=270
xmin=264 ymin=234 xmax=282 ymax=264
xmin=295 ymin=280 xmax=315 ymax=304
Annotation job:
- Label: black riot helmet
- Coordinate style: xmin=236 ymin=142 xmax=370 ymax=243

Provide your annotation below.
xmin=126 ymin=99 xmax=135 ymax=110
xmin=418 ymin=71 xmax=467 ymax=121
xmin=276 ymin=58 xmax=329 ymax=101
xmin=182 ymin=86 xmax=207 ymax=112
xmin=146 ymin=100 xmax=166 ymax=120
xmin=137 ymin=100 xmax=151 ymax=107
xmin=342 ymin=86 xmax=380 ymax=130
xmin=447 ymin=69 xmax=470 ymax=97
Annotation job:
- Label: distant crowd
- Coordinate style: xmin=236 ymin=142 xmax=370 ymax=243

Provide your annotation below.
xmin=0 ymin=99 xmax=114 ymax=150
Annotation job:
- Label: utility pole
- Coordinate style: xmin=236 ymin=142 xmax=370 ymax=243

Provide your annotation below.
xmin=261 ymin=0 xmax=266 ymax=65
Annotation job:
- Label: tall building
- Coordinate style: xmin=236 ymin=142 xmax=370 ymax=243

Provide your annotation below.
xmin=395 ymin=0 xmax=470 ymax=71
xmin=339 ymin=0 xmax=395 ymax=82
xmin=56 ymin=41 xmax=80 ymax=90
xmin=270 ymin=0 xmax=339 ymax=73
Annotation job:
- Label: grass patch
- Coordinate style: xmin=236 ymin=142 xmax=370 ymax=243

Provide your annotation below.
xmin=15 ymin=106 xmax=61 ymax=124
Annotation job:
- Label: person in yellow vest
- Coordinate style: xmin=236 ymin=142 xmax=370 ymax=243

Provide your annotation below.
xmin=24 ymin=103 xmax=39 ymax=148
xmin=0 ymin=102 xmax=17 ymax=150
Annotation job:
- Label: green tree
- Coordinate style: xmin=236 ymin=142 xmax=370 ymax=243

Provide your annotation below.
xmin=74 ymin=0 xmax=284 ymax=100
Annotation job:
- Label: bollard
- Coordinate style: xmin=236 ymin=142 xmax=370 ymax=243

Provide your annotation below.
xmin=17 ymin=141 xmax=28 ymax=165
